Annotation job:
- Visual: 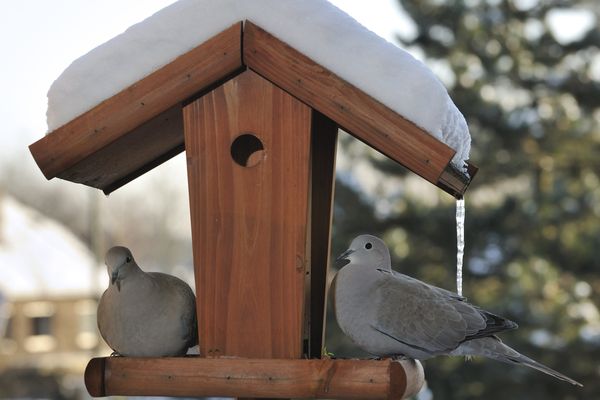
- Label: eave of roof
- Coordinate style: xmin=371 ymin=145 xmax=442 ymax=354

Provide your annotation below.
xmin=29 ymin=21 xmax=476 ymax=198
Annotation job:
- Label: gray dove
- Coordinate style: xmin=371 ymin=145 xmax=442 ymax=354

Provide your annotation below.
xmin=98 ymin=246 xmax=198 ymax=357
xmin=333 ymin=234 xmax=582 ymax=386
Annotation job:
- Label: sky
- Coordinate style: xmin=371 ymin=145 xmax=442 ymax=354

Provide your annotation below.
xmin=0 ymin=0 xmax=410 ymax=162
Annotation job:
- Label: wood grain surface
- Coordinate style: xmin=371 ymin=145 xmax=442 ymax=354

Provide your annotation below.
xmin=184 ymin=70 xmax=311 ymax=358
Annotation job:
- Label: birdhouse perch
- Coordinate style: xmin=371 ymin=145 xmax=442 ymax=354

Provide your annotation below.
xmin=30 ymin=19 xmax=476 ymax=400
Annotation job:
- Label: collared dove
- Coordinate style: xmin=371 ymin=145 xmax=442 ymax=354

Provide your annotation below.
xmin=333 ymin=234 xmax=582 ymax=386
xmin=98 ymin=246 xmax=198 ymax=357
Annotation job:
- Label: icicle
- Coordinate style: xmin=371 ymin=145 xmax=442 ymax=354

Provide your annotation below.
xmin=456 ymin=198 xmax=465 ymax=296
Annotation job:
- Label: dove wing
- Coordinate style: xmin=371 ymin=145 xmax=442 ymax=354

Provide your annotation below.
xmin=372 ymin=270 xmax=515 ymax=355
xmin=150 ymin=272 xmax=198 ymax=346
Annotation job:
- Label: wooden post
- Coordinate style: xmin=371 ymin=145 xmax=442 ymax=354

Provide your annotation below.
xmin=184 ymin=70 xmax=312 ymax=358
xmin=306 ymin=111 xmax=338 ymax=358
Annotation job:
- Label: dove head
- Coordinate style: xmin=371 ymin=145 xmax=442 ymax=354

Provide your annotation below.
xmin=337 ymin=234 xmax=391 ymax=270
xmin=105 ymin=246 xmax=138 ymax=291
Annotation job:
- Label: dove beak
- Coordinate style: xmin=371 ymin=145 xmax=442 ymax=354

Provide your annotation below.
xmin=111 ymin=270 xmax=121 ymax=291
xmin=335 ymin=248 xmax=354 ymax=266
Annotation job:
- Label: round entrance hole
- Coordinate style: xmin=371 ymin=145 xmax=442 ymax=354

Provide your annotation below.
xmin=230 ymin=133 xmax=265 ymax=167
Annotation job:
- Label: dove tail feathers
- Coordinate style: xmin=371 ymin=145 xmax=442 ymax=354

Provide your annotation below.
xmin=453 ymin=337 xmax=582 ymax=386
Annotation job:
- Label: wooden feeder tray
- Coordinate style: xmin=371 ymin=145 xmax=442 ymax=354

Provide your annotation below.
xmin=85 ymin=357 xmax=424 ymax=399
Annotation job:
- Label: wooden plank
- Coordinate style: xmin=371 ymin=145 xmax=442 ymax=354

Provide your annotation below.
xmin=243 ymin=21 xmax=474 ymax=197
xmin=30 ymin=22 xmax=244 ymax=182
xmin=307 ymin=111 xmax=338 ymax=358
xmin=84 ymin=357 xmax=424 ymax=399
xmin=56 ymin=105 xmax=183 ymax=193
xmin=184 ymin=70 xmax=311 ymax=359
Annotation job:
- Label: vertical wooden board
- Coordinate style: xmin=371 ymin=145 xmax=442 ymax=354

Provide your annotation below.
xmin=307 ymin=111 xmax=338 ymax=358
xmin=184 ymin=70 xmax=312 ymax=358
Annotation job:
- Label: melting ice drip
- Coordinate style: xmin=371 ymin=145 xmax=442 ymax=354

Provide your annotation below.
xmin=456 ymin=198 xmax=465 ymax=296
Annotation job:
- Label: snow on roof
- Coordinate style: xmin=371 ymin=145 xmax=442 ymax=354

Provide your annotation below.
xmin=46 ymin=0 xmax=470 ymax=168
xmin=0 ymin=194 xmax=102 ymax=299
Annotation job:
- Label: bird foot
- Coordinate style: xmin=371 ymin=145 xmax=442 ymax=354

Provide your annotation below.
xmin=367 ymin=355 xmax=410 ymax=361
xmin=109 ymin=351 xmax=122 ymax=357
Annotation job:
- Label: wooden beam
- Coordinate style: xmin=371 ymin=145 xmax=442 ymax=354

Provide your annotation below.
xmin=84 ymin=357 xmax=424 ymax=399
xmin=243 ymin=21 xmax=475 ymax=198
xmin=29 ymin=22 xmax=244 ymax=184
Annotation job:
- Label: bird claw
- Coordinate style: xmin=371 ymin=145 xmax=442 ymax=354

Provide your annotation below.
xmin=109 ymin=351 xmax=122 ymax=357
xmin=366 ymin=353 xmax=410 ymax=361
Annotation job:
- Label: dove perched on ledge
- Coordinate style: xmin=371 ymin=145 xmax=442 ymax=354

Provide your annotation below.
xmin=333 ymin=234 xmax=582 ymax=386
xmin=98 ymin=246 xmax=198 ymax=357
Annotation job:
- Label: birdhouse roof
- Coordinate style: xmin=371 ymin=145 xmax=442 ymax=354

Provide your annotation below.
xmin=30 ymin=0 xmax=475 ymax=197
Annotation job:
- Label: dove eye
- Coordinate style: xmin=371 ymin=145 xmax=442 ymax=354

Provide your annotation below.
xmin=126 ymin=256 xmax=132 ymax=263
xmin=365 ymin=243 xmax=373 ymax=250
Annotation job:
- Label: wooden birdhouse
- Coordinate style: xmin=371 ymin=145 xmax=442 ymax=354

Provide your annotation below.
xmin=29 ymin=15 xmax=476 ymax=400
